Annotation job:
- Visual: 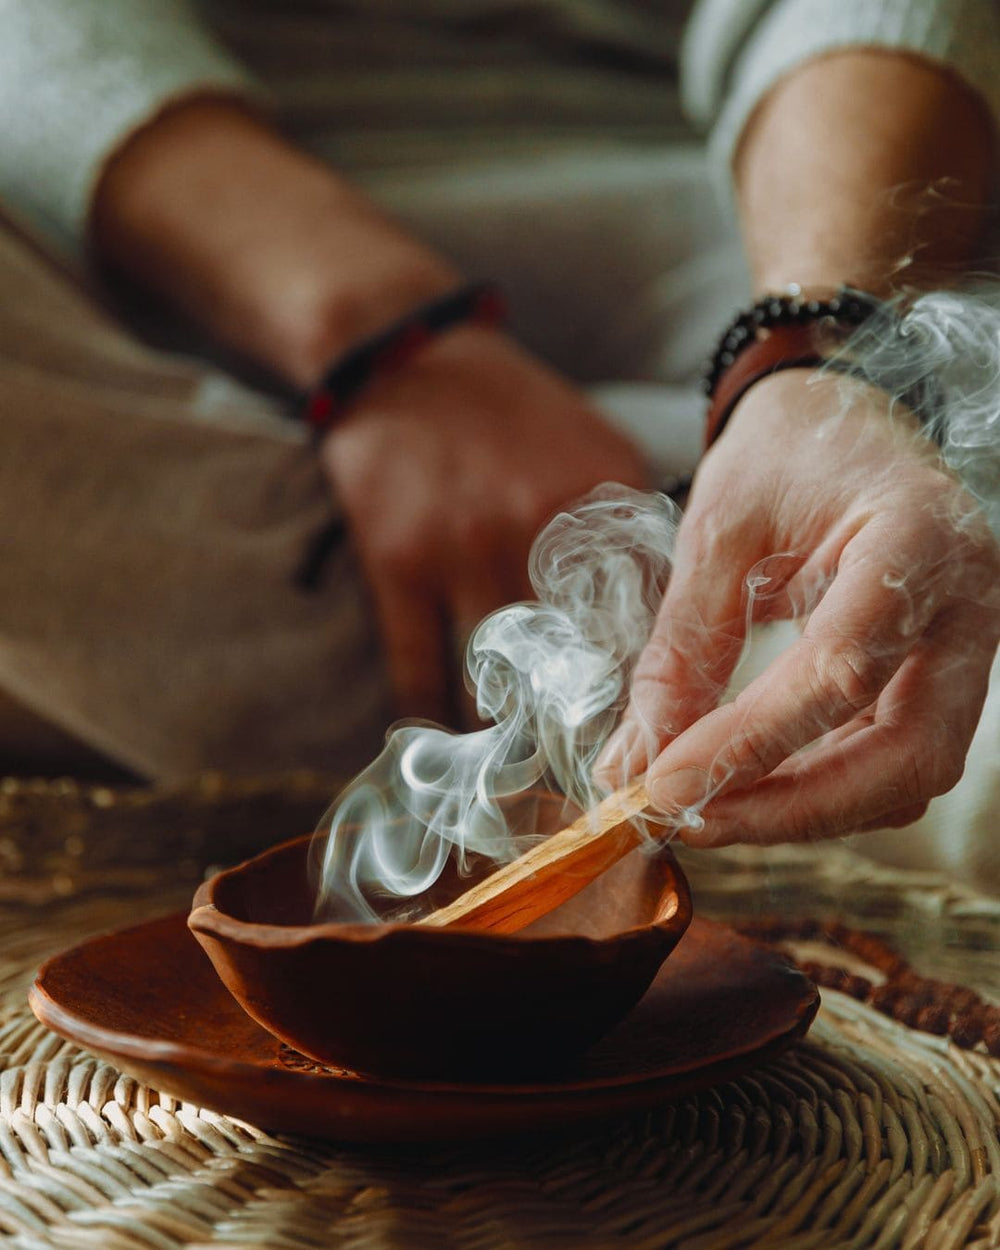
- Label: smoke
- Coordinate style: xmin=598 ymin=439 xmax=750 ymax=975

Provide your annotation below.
xmin=583 ymin=282 xmax=1000 ymax=850
xmin=313 ymin=486 xmax=681 ymax=922
xmin=312 ymin=285 xmax=1000 ymax=917
xmin=833 ymin=284 xmax=1000 ymax=535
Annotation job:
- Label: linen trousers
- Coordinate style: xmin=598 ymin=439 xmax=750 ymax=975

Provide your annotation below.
xmin=0 ymin=147 xmax=739 ymax=782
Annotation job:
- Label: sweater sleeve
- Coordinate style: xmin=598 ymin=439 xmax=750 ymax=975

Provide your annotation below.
xmin=681 ymin=0 xmax=1000 ymax=186
xmin=0 ymin=0 xmax=263 ymax=261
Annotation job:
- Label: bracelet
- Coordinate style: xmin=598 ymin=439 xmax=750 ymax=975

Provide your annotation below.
xmin=302 ymin=280 xmax=507 ymax=436
xmin=702 ymin=288 xmax=879 ymax=450
xmin=294 ymin=280 xmax=505 ymax=592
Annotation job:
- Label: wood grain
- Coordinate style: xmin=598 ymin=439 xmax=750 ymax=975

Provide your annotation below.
xmin=420 ymin=779 xmax=650 ymax=933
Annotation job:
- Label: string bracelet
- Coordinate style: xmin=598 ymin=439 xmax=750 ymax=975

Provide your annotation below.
xmin=302 ymin=280 xmax=507 ymax=438
xmin=702 ymin=287 xmax=879 ymax=450
xmin=294 ymin=280 xmax=505 ymax=591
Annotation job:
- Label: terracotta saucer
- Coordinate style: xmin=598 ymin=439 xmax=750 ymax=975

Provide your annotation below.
xmin=30 ymin=912 xmax=818 ymax=1143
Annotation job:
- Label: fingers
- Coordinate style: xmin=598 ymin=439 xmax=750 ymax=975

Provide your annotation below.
xmin=642 ymin=512 xmax=955 ymax=811
xmin=675 ymin=603 xmax=996 ymax=845
xmin=370 ymin=575 xmax=450 ymax=723
xmin=374 ymin=539 xmax=529 ymax=728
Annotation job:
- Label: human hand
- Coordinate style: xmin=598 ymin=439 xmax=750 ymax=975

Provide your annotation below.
xmin=92 ymin=98 xmax=650 ymax=725
xmin=319 ymin=324 xmax=649 ymax=724
xmin=598 ymin=368 xmax=1000 ymax=844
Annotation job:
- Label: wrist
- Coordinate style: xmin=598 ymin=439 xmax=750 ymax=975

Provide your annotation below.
xmin=724 ymin=369 xmax=927 ymax=465
xmin=275 ymin=251 xmax=461 ymax=390
xmin=702 ymin=288 xmax=881 ymax=449
xmin=303 ymin=283 xmax=507 ymax=437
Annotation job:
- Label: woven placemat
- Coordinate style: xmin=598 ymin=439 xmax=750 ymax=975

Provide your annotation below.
xmin=1 ymin=775 xmax=998 ymax=1249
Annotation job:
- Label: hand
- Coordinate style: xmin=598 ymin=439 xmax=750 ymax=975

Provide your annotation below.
xmin=319 ymin=325 xmax=649 ymax=724
xmin=598 ymin=368 xmax=1000 ymax=844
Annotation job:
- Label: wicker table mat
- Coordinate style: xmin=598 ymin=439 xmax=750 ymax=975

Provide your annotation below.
xmin=0 ymin=774 xmax=998 ymax=1249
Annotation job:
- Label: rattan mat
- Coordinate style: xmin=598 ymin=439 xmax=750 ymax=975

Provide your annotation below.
xmin=0 ymin=774 xmax=998 ymax=1249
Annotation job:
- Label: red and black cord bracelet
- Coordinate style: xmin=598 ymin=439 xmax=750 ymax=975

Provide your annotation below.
xmin=295 ymin=280 xmax=507 ymax=589
xmin=301 ymin=280 xmax=507 ymax=439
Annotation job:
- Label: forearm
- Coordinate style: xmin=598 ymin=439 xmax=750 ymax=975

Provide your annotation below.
xmin=91 ymin=97 xmax=459 ymax=388
xmin=734 ymin=49 xmax=995 ymax=297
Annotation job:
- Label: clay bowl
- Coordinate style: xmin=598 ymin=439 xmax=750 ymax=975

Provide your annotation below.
xmin=188 ymin=795 xmax=692 ymax=1082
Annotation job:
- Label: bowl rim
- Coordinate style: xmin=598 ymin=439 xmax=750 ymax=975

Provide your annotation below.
xmin=189 ymin=832 xmax=692 ymax=952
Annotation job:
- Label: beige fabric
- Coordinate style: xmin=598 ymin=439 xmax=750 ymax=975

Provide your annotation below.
xmin=0 ymin=148 xmax=744 ymax=784
xmin=0 ymin=0 xmax=689 ymax=261
xmin=683 ymin=0 xmax=1000 ymax=177
xmin=0 ymin=217 xmax=391 ymax=782
xmin=4 ymin=0 xmax=995 ymax=262
xmin=0 ymin=689 xmax=137 ymax=780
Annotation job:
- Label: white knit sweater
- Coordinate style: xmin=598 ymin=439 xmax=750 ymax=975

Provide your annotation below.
xmin=0 ymin=0 xmax=997 ymax=261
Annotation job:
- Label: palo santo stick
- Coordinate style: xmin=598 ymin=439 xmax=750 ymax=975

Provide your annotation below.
xmin=419 ymin=778 xmax=650 ymax=934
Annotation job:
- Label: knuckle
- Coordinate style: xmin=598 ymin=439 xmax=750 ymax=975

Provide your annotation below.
xmin=458 ymin=511 xmax=505 ymax=558
xmin=810 ymin=641 xmax=883 ymax=721
xmin=895 ymin=752 xmax=927 ymax=808
xmin=507 ymin=477 xmax=552 ymax=521
xmin=897 ymin=741 xmax=962 ymax=807
xmin=524 ymin=495 xmax=562 ymax=536
xmin=371 ymin=538 xmax=407 ymax=575
xmin=686 ymin=508 xmax=753 ymax=568
xmin=726 ymin=724 xmax=776 ymax=778
xmin=632 ymin=633 xmax=679 ymax=685
xmin=370 ymin=527 xmax=424 ymax=577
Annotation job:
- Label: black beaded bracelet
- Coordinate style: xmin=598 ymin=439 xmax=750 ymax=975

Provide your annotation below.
xmin=702 ymin=285 xmax=945 ymax=451
xmin=302 ymin=280 xmax=507 ymax=436
xmin=701 ymin=286 xmax=879 ymax=400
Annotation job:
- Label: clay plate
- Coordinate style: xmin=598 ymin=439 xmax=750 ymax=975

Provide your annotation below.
xmin=30 ymin=912 xmax=818 ymax=1143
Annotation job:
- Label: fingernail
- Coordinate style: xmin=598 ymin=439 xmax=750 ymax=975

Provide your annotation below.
xmin=648 ymin=767 xmax=711 ymax=814
xmin=677 ymin=818 xmax=729 ymax=849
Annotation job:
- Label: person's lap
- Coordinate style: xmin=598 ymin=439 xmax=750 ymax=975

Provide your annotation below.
xmin=0 ymin=212 xmax=390 ymax=781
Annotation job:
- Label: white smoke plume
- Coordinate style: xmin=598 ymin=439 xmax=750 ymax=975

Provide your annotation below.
xmin=313 ymin=486 xmax=680 ymax=923
xmin=312 ymin=284 xmax=1000 ymax=918
xmin=835 ymin=283 xmax=1000 ymax=534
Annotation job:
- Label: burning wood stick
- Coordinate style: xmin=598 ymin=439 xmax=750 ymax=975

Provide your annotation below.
xmin=419 ymin=778 xmax=650 ymax=934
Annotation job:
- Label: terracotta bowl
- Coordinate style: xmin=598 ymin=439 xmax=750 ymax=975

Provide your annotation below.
xmin=188 ymin=798 xmax=692 ymax=1081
